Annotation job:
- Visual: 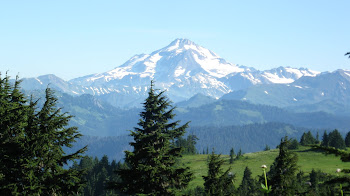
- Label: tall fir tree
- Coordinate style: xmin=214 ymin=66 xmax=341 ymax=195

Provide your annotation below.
xmin=203 ymin=151 xmax=235 ymax=196
xmin=267 ymin=136 xmax=299 ymax=196
xmin=110 ymin=81 xmax=192 ymax=195
xmin=27 ymin=88 xmax=87 ymax=195
xmin=0 ymin=74 xmax=30 ymax=194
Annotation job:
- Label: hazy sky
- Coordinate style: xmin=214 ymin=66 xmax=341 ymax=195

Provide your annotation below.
xmin=1 ymin=1 xmax=349 ymax=80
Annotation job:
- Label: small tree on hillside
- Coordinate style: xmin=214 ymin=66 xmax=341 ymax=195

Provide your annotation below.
xmin=229 ymin=148 xmax=235 ymax=164
xmin=238 ymin=167 xmax=259 ymax=196
xmin=328 ymin=129 xmax=346 ymax=149
xmin=110 ymin=81 xmax=192 ymax=195
xmin=321 ymin=131 xmax=329 ymax=147
xmin=300 ymin=131 xmax=317 ymax=146
xmin=203 ymin=151 xmax=235 ymax=195
xmin=267 ymin=136 xmax=299 ymax=196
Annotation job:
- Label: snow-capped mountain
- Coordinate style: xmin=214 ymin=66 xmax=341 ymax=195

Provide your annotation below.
xmin=70 ymin=39 xmax=251 ymax=101
xmin=19 ymin=38 xmax=321 ymax=108
xmin=222 ymin=69 xmax=350 ymax=111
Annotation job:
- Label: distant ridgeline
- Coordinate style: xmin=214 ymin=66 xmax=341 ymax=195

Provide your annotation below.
xmin=65 ymin=122 xmax=318 ymax=161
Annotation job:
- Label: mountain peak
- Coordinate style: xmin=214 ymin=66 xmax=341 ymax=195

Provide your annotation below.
xmin=171 ymin=38 xmax=195 ymax=46
xmin=163 ymin=38 xmax=201 ymax=52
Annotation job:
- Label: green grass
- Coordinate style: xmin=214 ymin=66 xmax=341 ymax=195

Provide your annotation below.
xmin=181 ymin=146 xmax=349 ymax=190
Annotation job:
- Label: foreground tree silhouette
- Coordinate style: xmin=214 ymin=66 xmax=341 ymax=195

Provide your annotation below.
xmin=0 ymin=73 xmax=86 ymax=195
xmin=110 ymin=81 xmax=192 ymax=195
xmin=0 ymin=74 xmax=30 ymax=194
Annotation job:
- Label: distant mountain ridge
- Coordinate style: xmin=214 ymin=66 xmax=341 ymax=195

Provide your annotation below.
xmin=222 ymin=69 xmax=350 ymax=112
xmin=18 ymin=38 xmax=321 ymax=108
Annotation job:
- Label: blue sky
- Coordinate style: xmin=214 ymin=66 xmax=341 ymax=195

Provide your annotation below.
xmin=1 ymin=1 xmax=349 ymax=80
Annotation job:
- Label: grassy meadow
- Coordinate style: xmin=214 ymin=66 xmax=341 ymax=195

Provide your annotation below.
xmin=181 ymin=146 xmax=349 ymax=190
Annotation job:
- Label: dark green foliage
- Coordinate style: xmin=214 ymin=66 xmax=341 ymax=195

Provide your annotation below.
xmin=203 ymin=151 xmax=235 ymax=196
xmin=345 ymin=131 xmax=350 ymax=147
xmin=321 ymin=129 xmax=348 ymax=150
xmin=189 ymin=122 xmax=311 ymax=155
xmin=300 ymin=131 xmax=317 ymax=146
xmin=321 ymin=131 xmax=329 ymax=147
xmin=238 ymin=167 xmax=259 ymax=196
xmin=267 ymin=136 xmax=299 ymax=196
xmin=0 ymin=74 xmax=30 ymax=195
xmin=182 ymin=186 xmax=205 ymax=196
xmin=316 ymin=132 xmax=320 ymax=144
xmin=295 ymin=170 xmax=309 ymax=195
xmin=28 ymin=88 xmax=87 ymax=195
xmin=328 ymin=129 xmax=346 ymax=149
xmin=175 ymin=134 xmax=198 ymax=155
xmin=235 ymin=148 xmax=243 ymax=160
xmin=73 ymin=155 xmax=127 ymax=196
xmin=0 ymin=73 xmax=86 ymax=195
xmin=229 ymin=148 xmax=235 ymax=164
xmin=288 ymin=138 xmax=300 ymax=150
xmin=264 ymin=144 xmax=270 ymax=151
xmin=110 ymin=81 xmax=192 ymax=195
xmin=309 ymin=169 xmax=320 ymax=195
xmin=310 ymin=144 xmax=350 ymax=195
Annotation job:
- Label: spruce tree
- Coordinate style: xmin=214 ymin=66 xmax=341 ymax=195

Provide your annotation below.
xmin=345 ymin=131 xmax=350 ymax=147
xmin=0 ymin=74 xmax=86 ymax=195
xmin=328 ymin=129 xmax=346 ymax=149
xmin=0 ymin=74 xmax=30 ymax=194
xmin=238 ymin=167 xmax=259 ymax=196
xmin=300 ymin=131 xmax=316 ymax=146
xmin=229 ymin=148 xmax=235 ymax=164
xmin=110 ymin=81 xmax=192 ymax=195
xmin=267 ymin=136 xmax=298 ymax=196
xmin=203 ymin=151 xmax=235 ymax=195
xmin=25 ymin=88 xmax=87 ymax=195
xmin=321 ymin=131 xmax=329 ymax=147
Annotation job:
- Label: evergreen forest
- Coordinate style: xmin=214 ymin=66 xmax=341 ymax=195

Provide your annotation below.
xmin=2 ymin=73 xmax=350 ymax=196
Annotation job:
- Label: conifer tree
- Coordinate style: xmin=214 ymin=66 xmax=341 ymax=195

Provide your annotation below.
xmin=345 ymin=131 xmax=350 ymax=147
xmin=264 ymin=144 xmax=271 ymax=151
xmin=236 ymin=148 xmax=243 ymax=160
xmin=203 ymin=151 xmax=235 ymax=195
xmin=300 ymin=131 xmax=317 ymax=146
xmin=321 ymin=131 xmax=329 ymax=147
xmin=238 ymin=167 xmax=259 ymax=196
xmin=110 ymin=81 xmax=192 ymax=195
xmin=328 ymin=129 xmax=346 ymax=149
xmin=0 ymin=74 xmax=86 ymax=195
xmin=25 ymin=88 xmax=87 ymax=195
xmin=0 ymin=74 xmax=30 ymax=194
xmin=229 ymin=148 xmax=235 ymax=164
xmin=316 ymin=132 xmax=320 ymax=144
xmin=309 ymin=169 xmax=320 ymax=195
xmin=267 ymin=136 xmax=298 ymax=196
